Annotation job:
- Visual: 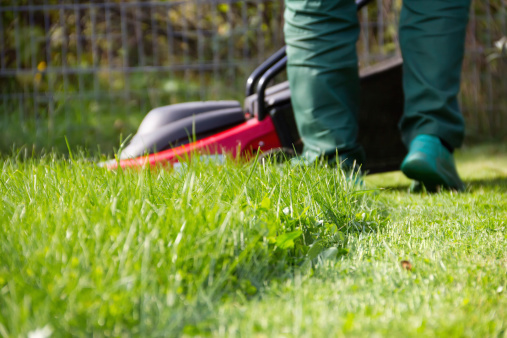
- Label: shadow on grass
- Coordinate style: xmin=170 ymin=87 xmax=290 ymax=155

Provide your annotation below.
xmin=371 ymin=176 xmax=507 ymax=193
xmin=466 ymin=177 xmax=507 ymax=192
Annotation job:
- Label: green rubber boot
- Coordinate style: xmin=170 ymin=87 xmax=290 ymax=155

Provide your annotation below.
xmin=401 ymin=134 xmax=465 ymax=192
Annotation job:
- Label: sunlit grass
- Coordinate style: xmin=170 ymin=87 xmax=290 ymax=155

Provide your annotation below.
xmin=0 ymin=145 xmax=506 ymax=336
xmin=0 ymin=153 xmax=378 ymax=336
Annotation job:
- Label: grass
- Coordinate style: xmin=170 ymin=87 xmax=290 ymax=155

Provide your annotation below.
xmin=0 ymin=144 xmax=506 ymax=336
xmin=0 ymin=98 xmax=157 ymax=156
xmin=0 ymin=74 xmax=249 ymax=156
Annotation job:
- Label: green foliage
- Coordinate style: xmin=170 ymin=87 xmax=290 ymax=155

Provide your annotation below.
xmin=1 ymin=0 xmax=506 ymax=154
xmin=0 ymin=97 xmax=144 ymax=156
xmin=0 ymin=146 xmax=506 ymax=335
xmin=0 ymin=146 xmax=506 ymax=336
xmin=0 ymin=154 xmax=380 ymax=335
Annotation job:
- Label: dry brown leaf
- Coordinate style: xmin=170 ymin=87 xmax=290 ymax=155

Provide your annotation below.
xmin=401 ymin=260 xmax=413 ymax=271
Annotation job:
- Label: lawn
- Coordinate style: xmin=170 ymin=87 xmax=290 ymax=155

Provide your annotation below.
xmin=0 ymin=144 xmax=506 ymax=337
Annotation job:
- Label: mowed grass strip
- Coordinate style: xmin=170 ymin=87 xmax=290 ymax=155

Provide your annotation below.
xmin=0 ymin=154 xmax=378 ymax=336
xmin=214 ymin=146 xmax=507 ymax=337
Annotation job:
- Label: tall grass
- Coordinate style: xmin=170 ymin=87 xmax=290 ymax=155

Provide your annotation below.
xmin=1 ymin=146 xmax=506 ymax=336
xmin=0 ymin=155 xmax=380 ymax=335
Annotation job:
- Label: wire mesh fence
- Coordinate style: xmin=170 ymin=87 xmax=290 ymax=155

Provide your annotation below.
xmin=0 ymin=0 xmax=505 ymax=154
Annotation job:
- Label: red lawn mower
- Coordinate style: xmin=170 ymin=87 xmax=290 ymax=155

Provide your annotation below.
xmin=101 ymin=0 xmax=406 ymax=174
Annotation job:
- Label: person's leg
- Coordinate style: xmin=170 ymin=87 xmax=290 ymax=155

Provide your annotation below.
xmin=284 ymin=0 xmax=364 ymax=168
xmin=399 ymin=0 xmax=472 ymax=191
xmin=399 ymin=0 xmax=471 ymax=149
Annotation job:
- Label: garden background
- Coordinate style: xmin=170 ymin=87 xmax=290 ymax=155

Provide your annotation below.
xmin=0 ymin=0 xmax=506 ymax=155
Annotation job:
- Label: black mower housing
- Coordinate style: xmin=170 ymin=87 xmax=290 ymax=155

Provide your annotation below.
xmin=118 ymin=0 xmax=407 ymax=173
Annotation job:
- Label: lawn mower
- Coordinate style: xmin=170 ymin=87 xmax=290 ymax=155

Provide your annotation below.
xmin=101 ymin=0 xmax=406 ymax=174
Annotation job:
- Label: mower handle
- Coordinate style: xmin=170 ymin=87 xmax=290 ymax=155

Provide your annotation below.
xmin=256 ymin=56 xmax=288 ymax=121
xmin=246 ymin=46 xmax=287 ymax=97
xmin=252 ymin=0 xmax=373 ymax=120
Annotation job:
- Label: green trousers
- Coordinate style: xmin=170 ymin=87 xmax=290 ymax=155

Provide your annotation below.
xmin=284 ymin=0 xmax=472 ymax=164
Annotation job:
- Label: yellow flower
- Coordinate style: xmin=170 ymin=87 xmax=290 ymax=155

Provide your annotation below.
xmin=37 ymin=61 xmax=47 ymax=72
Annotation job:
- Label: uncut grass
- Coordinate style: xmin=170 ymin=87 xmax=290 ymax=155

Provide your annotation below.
xmin=1 ymin=147 xmax=505 ymax=336
xmin=0 ymin=155 xmax=379 ymax=336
